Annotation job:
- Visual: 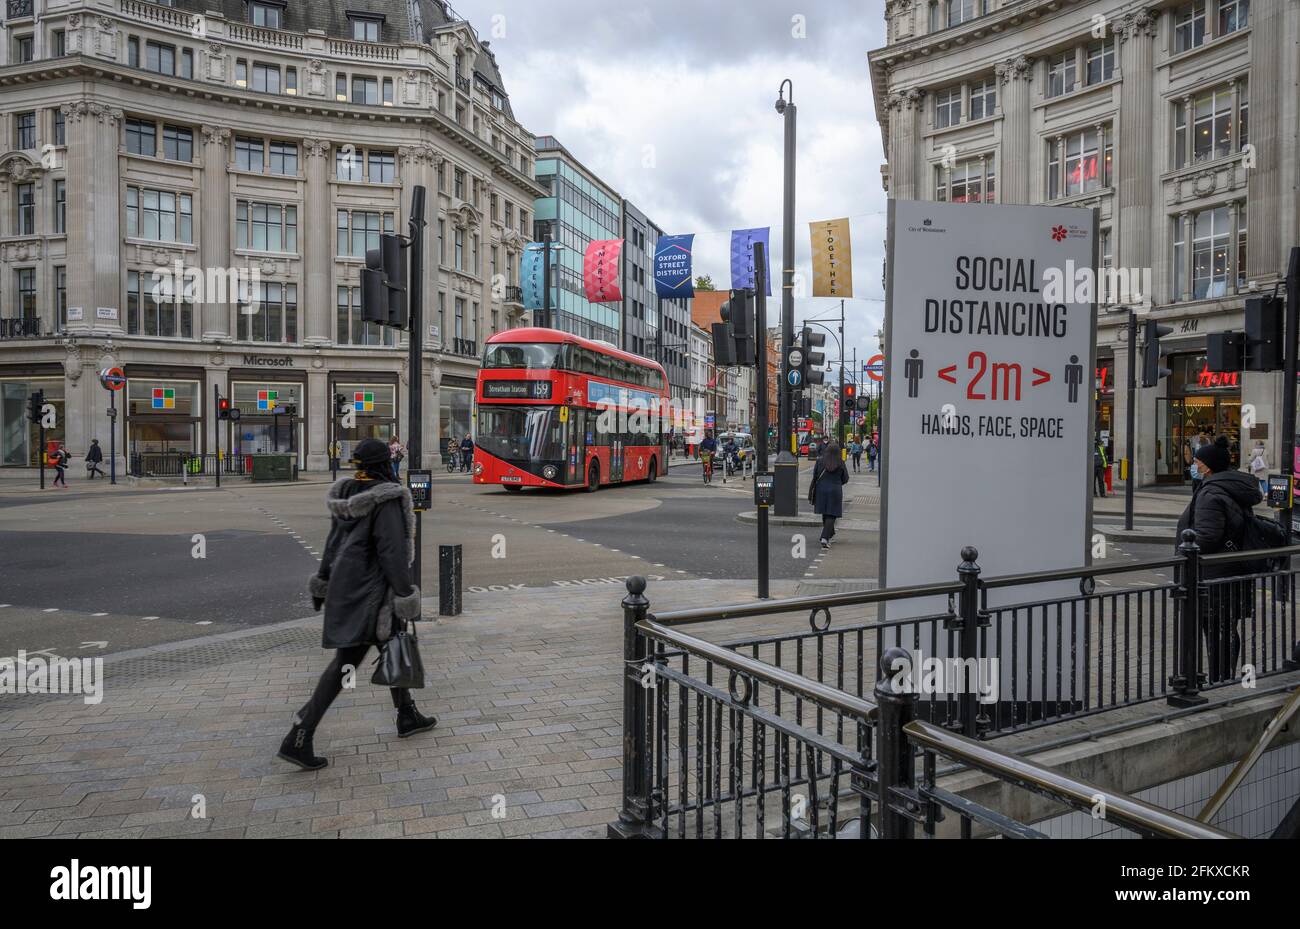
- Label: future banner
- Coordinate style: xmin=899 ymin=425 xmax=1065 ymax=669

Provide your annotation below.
xmin=653 ymin=234 xmax=695 ymax=298
xmin=520 ymin=243 xmax=554 ymax=311
xmin=880 ymin=200 xmax=1097 ymax=697
xmin=810 ymin=217 xmax=854 ymax=298
xmin=584 ymin=239 xmax=624 ymax=303
xmin=730 ymin=227 xmax=772 ymax=296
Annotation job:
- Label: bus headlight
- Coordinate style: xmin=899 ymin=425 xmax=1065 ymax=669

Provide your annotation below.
xmin=542 ymin=465 xmax=558 ymax=481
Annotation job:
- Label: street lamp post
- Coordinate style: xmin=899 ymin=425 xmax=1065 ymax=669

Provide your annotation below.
xmin=774 ymin=79 xmax=799 ymax=516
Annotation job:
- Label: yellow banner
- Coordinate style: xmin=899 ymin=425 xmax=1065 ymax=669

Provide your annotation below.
xmin=810 ymin=217 xmax=853 ymax=298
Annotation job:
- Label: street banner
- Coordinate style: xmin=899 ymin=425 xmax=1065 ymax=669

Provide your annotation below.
xmin=810 ymin=217 xmax=854 ymax=297
xmin=881 ymin=200 xmax=1098 ymax=700
xmin=520 ymin=243 xmax=553 ymax=311
xmin=653 ymin=234 xmax=695 ymax=298
xmin=730 ymin=227 xmax=771 ymax=296
xmin=583 ymin=239 xmax=624 ymax=303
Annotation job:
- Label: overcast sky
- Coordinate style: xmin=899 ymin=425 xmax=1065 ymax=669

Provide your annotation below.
xmin=459 ymin=0 xmax=890 ymax=377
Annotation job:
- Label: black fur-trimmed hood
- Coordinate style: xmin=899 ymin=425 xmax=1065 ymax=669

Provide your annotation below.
xmin=326 ymin=478 xmax=416 ymax=565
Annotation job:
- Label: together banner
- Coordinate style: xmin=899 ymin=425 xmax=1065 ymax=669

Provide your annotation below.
xmin=520 ymin=243 xmax=555 ymax=311
xmin=583 ymin=239 xmax=624 ymax=303
xmin=730 ymin=227 xmax=772 ymax=295
xmin=653 ymin=234 xmax=695 ymax=298
xmin=810 ymin=217 xmax=854 ymax=298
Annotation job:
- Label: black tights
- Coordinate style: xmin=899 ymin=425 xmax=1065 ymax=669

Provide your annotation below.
xmin=821 ymin=515 xmax=837 ymax=543
xmin=294 ymin=644 xmax=413 ymax=733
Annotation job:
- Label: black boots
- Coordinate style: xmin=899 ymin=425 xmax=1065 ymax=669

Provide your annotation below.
xmin=277 ymin=725 xmax=328 ymax=771
xmin=396 ymin=704 xmax=437 ymax=738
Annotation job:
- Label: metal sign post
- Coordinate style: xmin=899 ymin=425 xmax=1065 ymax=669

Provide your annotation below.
xmin=98 ymin=367 xmax=126 ymax=485
xmin=754 ymin=241 xmax=771 ymax=599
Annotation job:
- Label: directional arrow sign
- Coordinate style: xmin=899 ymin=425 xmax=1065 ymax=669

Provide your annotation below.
xmin=1032 ymin=368 xmax=1052 ymax=386
xmin=938 ymin=365 xmax=957 ymax=384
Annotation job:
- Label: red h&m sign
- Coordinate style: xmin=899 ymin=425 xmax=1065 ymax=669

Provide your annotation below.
xmin=1198 ymin=364 xmax=1240 ymax=389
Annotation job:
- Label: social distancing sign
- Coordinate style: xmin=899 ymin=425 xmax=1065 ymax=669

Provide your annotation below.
xmin=880 ymin=200 xmax=1097 ymax=703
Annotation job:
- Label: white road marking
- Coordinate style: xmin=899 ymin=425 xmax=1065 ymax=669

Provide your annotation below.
xmin=142 ymin=615 xmax=159 ymax=620
xmin=92 ymin=612 xmax=108 ymax=617
xmin=0 ymin=604 xmax=9 ymax=608
xmin=195 ymin=621 xmax=213 ymax=626
xmin=42 ymin=608 xmax=58 ymax=613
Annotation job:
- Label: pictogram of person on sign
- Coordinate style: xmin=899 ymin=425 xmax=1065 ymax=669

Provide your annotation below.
xmin=1065 ymin=355 xmax=1083 ymax=404
xmin=904 ymin=349 xmax=923 ymax=399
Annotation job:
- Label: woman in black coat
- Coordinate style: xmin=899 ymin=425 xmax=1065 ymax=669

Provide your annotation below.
xmin=810 ymin=441 xmax=849 ymax=549
xmin=1174 ymin=436 xmax=1262 ymax=683
xmin=278 ymin=439 xmax=435 ymax=770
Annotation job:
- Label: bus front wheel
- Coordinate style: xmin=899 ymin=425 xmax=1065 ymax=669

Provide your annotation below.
xmin=586 ymin=462 xmax=600 ymax=493
xmin=646 ymin=458 xmax=657 ymax=484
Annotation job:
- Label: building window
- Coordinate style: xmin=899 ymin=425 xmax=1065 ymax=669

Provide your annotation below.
xmin=15 ymin=184 xmax=35 ymax=235
xmin=126 ymin=269 xmax=192 ymax=338
xmin=236 ymin=201 xmax=298 ymax=252
xmin=351 ymin=17 xmax=381 ymax=42
xmin=17 ymin=269 xmax=36 ymax=319
xmin=336 ymin=210 xmax=395 ymax=258
xmin=1175 ymin=2 xmax=1207 ymax=53
xmin=55 ymin=266 xmax=67 ymax=329
xmin=935 ymin=157 xmax=995 ymax=203
xmin=54 ymin=180 xmax=66 ymax=234
xmin=1047 ymin=127 xmax=1112 ymax=199
xmin=1219 ymin=0 xmax=1249 ymax=35
xmin=126 ymin=118 xmax=156 ymax=156
xmin=235 ymin=136 xmax=265 ymax=172
xmin=1174 ymin=84 xmax=1246 ymax=167
xmin=51 ymin=30 xmax=66 ymax=58
xmin=125 ymin=187 xmax=193 ymax=243
xmin=368 ymin=150 xmax=396 ymax=183
xmin=128 ymin=37 xmax=139 ymax=68
xmin=249 ymin=3 xmax=283 ymax=29
xmin=145 ymin=41 xmax=176 ymax=76
xmin=969 ymin=77 xmax=996 ymax=120
xmin=238 ymin=282 xmax=297 ymax=344
xmin=454 ymin=168 xmax=465 ymax=200
xmin=1047 ymin=50 xmax=1077 ymax=98
xmin=335 ymin=73 xmax=347 ymax=101
xmin=269 ymin=140 xmax=297 ymax=175
xmin=14 ymin=34 xmax=34 ymax=64
xmin=438 ymin=219 xmax=446 ymax=265
xmin=53 ymin=109 xmax=65 ymax=146
xmin=454 ymin=229 xmax=465 ymax=271
xmin=252 ymin=62 xmax=280 ymax=94
xmin=934 ymin=87 xmax=962 ymax=129
xmin=351 ymin=76 xmax=379 ymax=105
xmin=285 ymin=67 xmax=297 ymax=95
xmin=14 ymin=111 xmax=36 ymax=150
xmin=181 ymin=48 xmax=193 ymax=79
xmin=1098 ymin=229 xmax=1113 ymax=304
xmin=455 ymin=297 xmax=464 ymax=341
xmin=382 ymin=78 xmax=394 ymax=106
xmin=1192 ymin=206 xmax=1231 ymax=299
xmin=335 ymin=146 xmax=361 ymax=182
xmin=163 ymin=125 xmax=193 ymax=162
xmin=1085 ymin=38 xmax=1115 ymax=85
xmin=235 ymin=59 xmax=248 ymax=88
xmin=1237 ymin=202 xmax=1248 ymax=288
xmin=336 ymin=285 xmax=395 ymax=346
xmin=948 ymin=0 xmax=984 ymax=28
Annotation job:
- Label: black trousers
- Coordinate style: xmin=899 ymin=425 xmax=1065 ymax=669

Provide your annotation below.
xmin=1093 ymin=465 xmax=1106 ymax=496
xmin=87 ymin=463 xmax=105 ymax=478
xmin=52 ymin=466 xmax=66 ymax=486
xmin=821 ymin=515 xmax=837 ymax=543
xmin=851 ymin=454 xmax=862 ymax=472
xmin=294 ymin=643 xmax=413 ymax=733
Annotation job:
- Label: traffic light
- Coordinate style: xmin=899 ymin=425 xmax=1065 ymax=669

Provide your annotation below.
xmin=216 ymin=394 xmax=240 ymax=422
xmin=27 ymin=390 xmax=44 ymax=425
xmin=710 ymin=322 xmax=737 ymax=366
xmin=1141 ymin=318 xmax=1173 ymax=388
xmin=855 ymin=394 xmax=871 ymax=411
xmin=333 ymin=393 xmax=350 ymax=417
xmin=361 ymin=233 xmax=408 ymax=329
xmin=1207 ymin=332 xmax=1245 ymax=373
xmin=1244 ymin=295 xmax=1284 ymax=371
xmin=797 ymin=327 xmax=826 ymax=387
xmin=719 ymin=289 xmax=755 ymax=365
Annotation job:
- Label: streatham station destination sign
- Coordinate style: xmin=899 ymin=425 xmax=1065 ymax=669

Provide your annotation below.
xmin=881 ymin=200 xmax=1098 ymax=701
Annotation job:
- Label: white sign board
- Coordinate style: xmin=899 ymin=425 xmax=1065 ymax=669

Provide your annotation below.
xmin=881 ymin=200 xmax=1097 ymax=698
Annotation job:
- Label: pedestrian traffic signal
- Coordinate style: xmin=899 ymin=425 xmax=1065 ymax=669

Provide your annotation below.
xmin=1141 ymin=319 xmax=1173 ymax=388
xmin=27 ymin=390 xmax=44 ymax=425
xmin=799 ymin=327 xmax=826 ymax=386
xmin=719 ymin=289 xmax=756 ymax=366
xmin=216 ymin=394 xmax=240 ymax=422
xmin=1207 ymin=331 xmax=1245 ymax=373
xmin=333 ymin=393 xmax=349 ymax=417
xmin=1244 ymin=295 xmax=1284 ymax=371
xmin=361 ymin=233 xmax=408 ymax=329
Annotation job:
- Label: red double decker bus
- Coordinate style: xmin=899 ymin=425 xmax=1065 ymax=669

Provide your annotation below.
xmin=472 ymin=328 xmax=670 ymax=492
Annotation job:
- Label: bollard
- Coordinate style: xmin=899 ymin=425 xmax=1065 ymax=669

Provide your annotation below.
xmin=955 ymin=546 xmax=989 ymax=738
xmin=1169 ymin=529 xmax=1208 ymax=707
xmin=874 ymin=646 xmax=917 ymax=839
xmin=610 ymin=576 xmax=654 ymax=838
xmin=438 ymin=544 xmax=462 ymax=616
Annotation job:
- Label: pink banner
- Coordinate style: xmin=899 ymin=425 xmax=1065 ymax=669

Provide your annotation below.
xmin=584 ymin=239 xmax=624 ymax=303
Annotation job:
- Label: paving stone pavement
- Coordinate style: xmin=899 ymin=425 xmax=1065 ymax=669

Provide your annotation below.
xmin=0 ymin=578 xmax=801 ymax=839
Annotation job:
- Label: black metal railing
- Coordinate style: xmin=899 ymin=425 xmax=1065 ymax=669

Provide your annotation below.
xmin=455 ymin=74 xmax=471 ymax=93
xmin=128 ymin=452 xmax=249 ymax=478
xmin=612 ymin=537 xmax=1300 ymax=838
xmin=504 ymin=285 xmax=523 ymax=304
xmin=7 ymin=0 xmax=34 ymax=20
xmin=450 ymin=338 xmax=477 ymax=357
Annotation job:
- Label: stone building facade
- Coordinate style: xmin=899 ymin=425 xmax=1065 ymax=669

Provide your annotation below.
xmin=0 ymin=0 xmax=543 ymax=472
xmin=870 ymin=0 xmax=1299 ymax=485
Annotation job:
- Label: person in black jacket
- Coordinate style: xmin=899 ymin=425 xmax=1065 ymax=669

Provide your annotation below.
xmin=85 ymin=440 xmax=105 ymax=479
xmin=1174 ymin=436 xmax=1261 ymax=683
xmin=459 ymin=434 xmax=474 ymax=473
xmin=278 ymin=438 xmax=435 ymax=770
xmin=810 ymin=441 xmax=850 ymax=549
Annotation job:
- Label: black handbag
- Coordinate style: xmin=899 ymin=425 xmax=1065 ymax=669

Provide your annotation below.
xmin=371 ymin=620 xmax=426 ymax=689
xmin=807 ymin=467 xmax=820 ymax=505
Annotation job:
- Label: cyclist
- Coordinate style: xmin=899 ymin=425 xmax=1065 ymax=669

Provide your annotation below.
xmin=699 ymin=431 xmax=718 ymax=484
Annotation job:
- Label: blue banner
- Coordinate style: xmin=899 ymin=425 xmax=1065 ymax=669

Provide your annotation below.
xmin=653 ymin=234 xmax=695 ymax=298
xmin=520 ymin=243 xmax=555 ymax=311
xmin=730 ymin=227 xmax=771 ymax=296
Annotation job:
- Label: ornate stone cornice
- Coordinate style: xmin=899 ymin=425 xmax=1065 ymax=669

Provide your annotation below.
xmin=0 ymin=153 xmax=45 ymax=184
xmin=885 ymin=87 xmax=926 ymax=111
xmin=450 ymin=202 xmax=481 ymax=230
xmin=1118 ymin=8 xmax=1159 ymax=42
xmin=303 ymin=138 xmax=330 ymax=160
xmin=995 ymin=55 xmax=1034 ymax=85
xmin=200 ymin=125 xmax=231 ymax=147
xmin=398 ymin=145 xmax=440 ymax=166
xmin=60 ymin=101 xmax=123 ymax=125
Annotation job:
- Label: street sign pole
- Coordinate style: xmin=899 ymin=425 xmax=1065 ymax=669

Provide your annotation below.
xmin=406 ymin=186 xmax=428 ymax=594
xmin=213 ymin=384 xmax=221 ymax=490
xmin=109 ymin=389 xmax=117 ymax=485
xmin=1281 ymin=246 xmax=1299 ymax=536
xmin=754 ymin=243 xmax=770 ymax=599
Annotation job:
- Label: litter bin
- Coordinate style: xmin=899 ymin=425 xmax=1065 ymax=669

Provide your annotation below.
xmin=251 ymin=453 xmax=295 ymax=482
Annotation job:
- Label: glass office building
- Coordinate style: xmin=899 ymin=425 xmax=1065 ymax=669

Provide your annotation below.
xmin=533 ymin=137 xmax=622 ymax=344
